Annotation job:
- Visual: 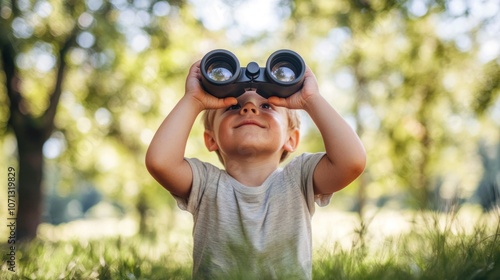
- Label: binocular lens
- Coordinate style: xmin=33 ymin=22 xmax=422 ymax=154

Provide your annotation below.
xmin=271 ymin=62 xmax=297 ymax=82
xmin=207 ymin=62 xmax=233 ymax=82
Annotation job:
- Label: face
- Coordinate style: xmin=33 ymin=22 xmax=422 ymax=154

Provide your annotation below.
xmin=204 ymin=91 xmax=298 ymax=163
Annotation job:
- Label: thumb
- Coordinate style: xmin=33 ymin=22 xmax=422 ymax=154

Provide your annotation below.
xmin=268 ymin=96 xmax=288 ymax=107
xmin=222 ymin=97 xmax=238 ymax=107
xmin=208 ymin=96 xmax=237 ymax=109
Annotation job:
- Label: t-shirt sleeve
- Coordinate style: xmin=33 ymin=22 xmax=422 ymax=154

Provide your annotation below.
xmin=285 ymin=153 xmax=333 ymax=214
xmin=172 ymin=158 xmax=217 ymax=214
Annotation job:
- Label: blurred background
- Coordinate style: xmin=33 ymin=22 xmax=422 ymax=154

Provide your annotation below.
xmin=1 ymin=0 xmax=499 ymax=245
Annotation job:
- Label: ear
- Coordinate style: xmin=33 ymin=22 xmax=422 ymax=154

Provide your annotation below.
xmin=204 ymin=130 xmax=219 ymax=152
xmin=283 ymin=128 xmax=300 ymax=153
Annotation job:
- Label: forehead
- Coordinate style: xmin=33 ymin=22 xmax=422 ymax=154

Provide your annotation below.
xmin=236 ymin=91 xmax=266 ymax=103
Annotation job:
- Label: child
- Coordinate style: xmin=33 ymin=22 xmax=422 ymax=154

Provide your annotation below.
xmin=145 ymin=57 xmax=366 ymax=279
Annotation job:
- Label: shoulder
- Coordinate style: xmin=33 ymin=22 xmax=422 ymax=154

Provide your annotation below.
xmin=177 ymin=158 xmax=225 ymax=213
xmin=185 ymin=157 xmax=223 ymax=175
xmin=185 ymin=157 xmax=225 ymax=195
xmin=281 ymin=152 xmax=326 ymax=187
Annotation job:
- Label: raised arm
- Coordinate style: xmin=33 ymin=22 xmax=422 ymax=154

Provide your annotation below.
xmin=269 ymin=67 xmax=366 ymax=195
xmin=145 ymin=61 xmax=236 ymax=198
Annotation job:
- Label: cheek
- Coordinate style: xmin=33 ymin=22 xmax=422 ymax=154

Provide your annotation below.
xmin=268 ymin=113 xmax=289 ymax=135
xmin=213 ymin=117 xmax=232 ymax=139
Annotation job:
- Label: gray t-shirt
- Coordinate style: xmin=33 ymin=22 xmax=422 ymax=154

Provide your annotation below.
xmin=175 ymin=152 xmax=332 ymax=279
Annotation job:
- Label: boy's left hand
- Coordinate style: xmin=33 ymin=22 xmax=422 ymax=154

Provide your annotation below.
xmin=267 ymin=66 xmax=320 ymax=110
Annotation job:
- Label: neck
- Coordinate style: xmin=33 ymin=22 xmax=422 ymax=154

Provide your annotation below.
xmin=224 ymin=157 xmax=280 ymax=187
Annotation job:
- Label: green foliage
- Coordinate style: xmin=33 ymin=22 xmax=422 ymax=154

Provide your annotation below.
xmin=2 ymin=0 xmax=500 ymax=241
xmin=282 ymin=0 xmax=500 ymax=209
xmin=474 ymin=61 xmax=500 ymax=114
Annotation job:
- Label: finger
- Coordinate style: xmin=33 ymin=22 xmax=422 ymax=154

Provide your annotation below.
xmin=206 ymin=96 xmax=237 ymax=110
xmin=192 ymin=59 xmax=201 ymax=69
xmin=189 ymin=60 xmax=201 ymax=74
xmin=268 ymin=96 xmax=288 ymax=107
xmin=222 ymin=97 xmax=238 ymax=107
xmin=188 ymin=60 xmax=202 ymax=78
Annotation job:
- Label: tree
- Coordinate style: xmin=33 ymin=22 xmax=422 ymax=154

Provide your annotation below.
xmin=0 ymin=0 xmax=185 ymax=240
xmin=284 ymin=0 xmax=500 ymax=210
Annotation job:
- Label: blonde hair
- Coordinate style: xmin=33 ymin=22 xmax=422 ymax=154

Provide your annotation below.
xmin=202 ymin=108 xmax=301 ymax=164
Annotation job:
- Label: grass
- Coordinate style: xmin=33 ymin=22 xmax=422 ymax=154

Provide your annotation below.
xmin=314 ymin=224 xmax=500 ymax=280
xmin=1 ymin=209 xmax=499 ymax=279
xmin=313 ymin=208 xmax=500 ymax=280
xmin=1 ymin=237 xmax=191 ymax=279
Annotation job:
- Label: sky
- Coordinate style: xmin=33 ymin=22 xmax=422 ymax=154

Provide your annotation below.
xmin=190 ymin=0 xmax=289 ymax=42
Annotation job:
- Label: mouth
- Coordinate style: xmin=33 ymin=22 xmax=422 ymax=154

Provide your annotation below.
xmin=235 ymin=120 xmax=265 ymax=128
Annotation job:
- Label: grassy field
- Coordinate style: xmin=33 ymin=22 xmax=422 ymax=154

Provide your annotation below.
xmin=1 ymin=208 xmax=499 ymax=279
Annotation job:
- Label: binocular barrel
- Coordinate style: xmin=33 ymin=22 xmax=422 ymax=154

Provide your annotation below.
xmin=200 ymin=49 xmax=305 ymax=99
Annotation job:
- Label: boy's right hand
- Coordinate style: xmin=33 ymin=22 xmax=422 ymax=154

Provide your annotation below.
xmin=185 ymin=60 xmax=238 ymax=112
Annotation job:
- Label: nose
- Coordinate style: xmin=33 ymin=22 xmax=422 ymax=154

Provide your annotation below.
xmin=240 ymin=102 xmax=259 ymax=115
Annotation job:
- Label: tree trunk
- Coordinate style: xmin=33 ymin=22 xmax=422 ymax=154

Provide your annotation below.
xmin=2 ymin=29 xmax=75 ymax=241
xmin=15 ymin=126 xmax=46 ymax=240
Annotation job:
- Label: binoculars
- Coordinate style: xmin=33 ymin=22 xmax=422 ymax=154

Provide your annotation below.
xmin=200 ymin=49 xmax=305 ymax=99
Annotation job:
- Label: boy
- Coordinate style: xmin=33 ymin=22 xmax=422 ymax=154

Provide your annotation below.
xmin=145 ymin=57 xmax=366 ymax=279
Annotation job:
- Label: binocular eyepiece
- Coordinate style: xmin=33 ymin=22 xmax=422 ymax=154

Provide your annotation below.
xmin=200 ymin=49 xmax=305 ymax=99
